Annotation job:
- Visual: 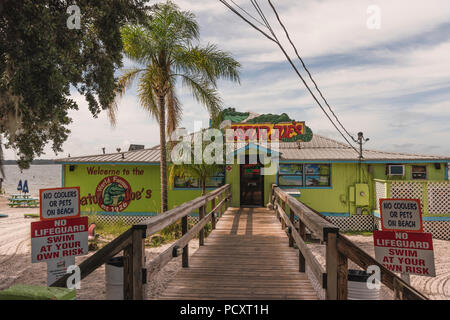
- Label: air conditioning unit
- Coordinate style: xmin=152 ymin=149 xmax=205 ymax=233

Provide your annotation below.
xmin=388 ymin=164 xmax=405 ymax=176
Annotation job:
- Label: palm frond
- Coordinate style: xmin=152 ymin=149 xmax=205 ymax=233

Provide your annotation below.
xmin=137 ymin=68 xmax=159 ymax=120
xmin=172 ymin=44 xmax=241 ymax=86
xmin=121 ymin=24 xmax=156 ymax=65
xmin=109 ymin=67 xmax=144 ymax=126
xmin=180 ymin=74 xmax=222 ymax=119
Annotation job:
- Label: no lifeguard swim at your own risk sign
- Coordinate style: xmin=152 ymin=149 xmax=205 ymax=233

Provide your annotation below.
xmin=31 ymin=216 xmax=88 ymax=263
xmin=374 ymin=230 xmax=435 ymax=277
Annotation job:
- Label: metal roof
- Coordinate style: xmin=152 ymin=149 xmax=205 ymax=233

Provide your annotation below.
xmin=56 ymin=134 xmax=450 ymax=163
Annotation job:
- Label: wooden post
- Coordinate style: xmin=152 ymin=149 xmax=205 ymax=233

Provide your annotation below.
xmin=219 ymin=194 xmax=224 ymax=218
xmin=298 ymin=220 xmax=306 ymax=272
xmin=123 ymin=244 xmax=132 ymax=299
xmin=123 ymin=226 xmax=146 ymax=300
xmin=281 ymin=201 xmax=286 ymax=230
xmin=289 ymin=208 xmax=294 ymax=248
xmin=337 ymin=252 xmax=348 ymax=300
xmin=182 ymin=216 xmax=189 ymax=267
xmin=326 ymin=232 xmax=339 ymax=300
xmin=211 ymin=198 xmax=216 ymax=230
xmin=199 ymin=204 xmax=205 ymax=246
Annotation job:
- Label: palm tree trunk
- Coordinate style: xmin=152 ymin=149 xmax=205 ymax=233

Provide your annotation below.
xmin=159 ymin=95 xmax=168 ymax=213
xmin=201 ymin=177 xmax=206 ymax=196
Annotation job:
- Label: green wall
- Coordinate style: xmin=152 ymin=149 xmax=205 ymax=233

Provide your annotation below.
xmin=371 ymin=163 xmax=447 ymax=181
xmin=63 ymin=164 xmax=215 ymax=215
xmin=63 ymin=161 xmax=448 ymax=217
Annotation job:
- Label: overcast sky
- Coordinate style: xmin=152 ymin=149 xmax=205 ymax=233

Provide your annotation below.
xmin=4 ymin=0 xmax=450 ymax=160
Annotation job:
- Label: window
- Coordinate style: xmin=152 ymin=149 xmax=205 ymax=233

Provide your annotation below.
xmin=412 ymin=165 xmax=427 ymax=180
xmin=278 ymin=163 xmax=331 ymax=187
xmin=173 ymin=167 xmax=225 ymax=189
xmin=174 ymin=176 xmax=200 ymax=188
xmin=279 ymin=164 xmax=303 ymax=187
xmin=206 ymin=170 xmax=225 ymax=188
xmin=387 ymin=164 xmax=405 ymax=176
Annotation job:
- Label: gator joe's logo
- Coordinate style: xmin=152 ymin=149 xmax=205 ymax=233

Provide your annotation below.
xmin=230 ymin=121 xmax=305 ymax=142
xmin=95 ymin=176 xmax=132 ymax=212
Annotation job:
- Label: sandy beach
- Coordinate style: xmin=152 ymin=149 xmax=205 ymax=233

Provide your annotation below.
xmin=0 ymin=196 xmax=448 ymax=300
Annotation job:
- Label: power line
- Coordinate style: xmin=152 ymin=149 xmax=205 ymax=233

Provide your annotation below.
xmin=219 ymin=0 xmax=360 ymax=154
xmin=267 ymin=0 xmax=357 ymax=143
xmin=228 ymin=0 xmax=267 ymax=29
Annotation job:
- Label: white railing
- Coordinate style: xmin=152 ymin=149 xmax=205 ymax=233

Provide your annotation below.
xmin=373 ymin=179 xmax=450 ymax=216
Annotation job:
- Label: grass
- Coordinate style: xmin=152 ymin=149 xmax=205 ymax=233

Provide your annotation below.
xmin=87 ymin=214 xmax=131 ymax=239
xmin=145 ymin=220 xmax=212 ymax=248
xmin=86 ymin=213 xmax=213 ymax=249
xmin=342 ymin=230 xmax=373 ymax=237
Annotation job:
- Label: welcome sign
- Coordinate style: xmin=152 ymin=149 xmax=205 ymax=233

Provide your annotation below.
xmin=229 ymin=121 xmax=306 ymax=142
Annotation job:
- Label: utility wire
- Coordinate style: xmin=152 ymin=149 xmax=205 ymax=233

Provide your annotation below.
xmin=219 ymin=0 xmax=360 ymax=154
xmin=229 ymin=0 xmax=267 ymax=28
xmin=267 ymin=0 xmax=357 ymax=143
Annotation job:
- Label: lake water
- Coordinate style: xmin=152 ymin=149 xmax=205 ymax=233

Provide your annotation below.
xmin=1 ymin=164 xmax=61 ymax=196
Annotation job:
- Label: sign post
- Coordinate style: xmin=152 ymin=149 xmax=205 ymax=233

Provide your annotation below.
xmin=375 ymin=198 xmax=435 ymax=283
xmin=31 ymin=186 xmax=86 ymax=287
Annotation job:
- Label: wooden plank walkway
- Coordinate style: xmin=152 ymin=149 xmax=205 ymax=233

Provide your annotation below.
xmin=158 ymin=207 xmax=318 ymax=300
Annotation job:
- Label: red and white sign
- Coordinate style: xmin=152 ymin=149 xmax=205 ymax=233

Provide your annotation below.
xmin=374 ymin=230 xmax=435 ymax=277
xmin=379 ymin=198 xmax=423 ymax=232
xmin=31 ymin=216 xmax=88 ymax=263
xmin=40 ymin=187 xmax=80 ymax=220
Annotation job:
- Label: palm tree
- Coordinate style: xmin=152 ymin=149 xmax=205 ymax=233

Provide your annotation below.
xmin=169 ymin=129 xmax=225 ymax=196
xmin=108 ymin=1 xmax=240 ymax=213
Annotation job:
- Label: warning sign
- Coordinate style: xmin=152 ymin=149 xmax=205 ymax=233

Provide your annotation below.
xmin=40 ymin=187 xmax=80 ymax=220
xmin=374 ymin=230 xmax=435 ymax=277
xmin=379 ymin=198 xmax=422 ymax=232
xmin=31 ymin=216 xmax=88 ymax=263
xmin=47 ymin=257 xmax=75 ymax=286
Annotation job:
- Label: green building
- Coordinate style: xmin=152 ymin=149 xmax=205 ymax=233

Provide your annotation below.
xmin=57 ymin=112 xmax=450 ymax=240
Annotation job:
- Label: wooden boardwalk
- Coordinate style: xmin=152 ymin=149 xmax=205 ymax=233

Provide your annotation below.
xmin=158 ymin=207 xmax=318 ymax=300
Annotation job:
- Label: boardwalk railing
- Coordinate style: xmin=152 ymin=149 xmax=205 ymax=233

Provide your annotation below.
xmin=51 ymin=184 xmax=231 ymax=300
xmin=270 ymin=184 xmax=428 ymax=300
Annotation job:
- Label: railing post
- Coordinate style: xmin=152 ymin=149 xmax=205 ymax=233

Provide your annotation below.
xmin=182 ymin=216 xmax=189 ymax=267
xmin=218 ymin=194 xmax=223 ymax=218
xmin=123 ymin=226 xmax=146 ymax=300
xmin=326 ymin=232 xmax=339 ymax=300
xmin=298 ymin=220 xmax=306 ymax=272
xmin=281 ymin=201 xmax=286 ymax=230
xmin=211 ymin=197 xmax=216 ymax=230
xmin=199 ymin=204 xmax=205 ymax=246
xmin=289 ymin=206 xmax=294 ymax=248
xmin=337 ymin=251 xmax=348 ymax=300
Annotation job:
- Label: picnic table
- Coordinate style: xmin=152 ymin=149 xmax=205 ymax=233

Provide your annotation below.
xmin=8 ymin=194 xmax=39 ymax=208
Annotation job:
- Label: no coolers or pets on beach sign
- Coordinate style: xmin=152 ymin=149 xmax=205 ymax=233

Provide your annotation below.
xmin=40 ymin=187 xmax=80 ymax=220
xmin=31 ymin=216 xmax=88 ymax=263
xmin=379 ymin=198 xmax=423 ymax=232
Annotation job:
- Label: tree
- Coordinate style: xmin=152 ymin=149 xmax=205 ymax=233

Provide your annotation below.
xmin=169 ymin=128 xmax=225 ymax=196
xmin=0 ymin=0 xmax=149 ymax=170
xmin=109 ymin=1 xmax=240 ymax=213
